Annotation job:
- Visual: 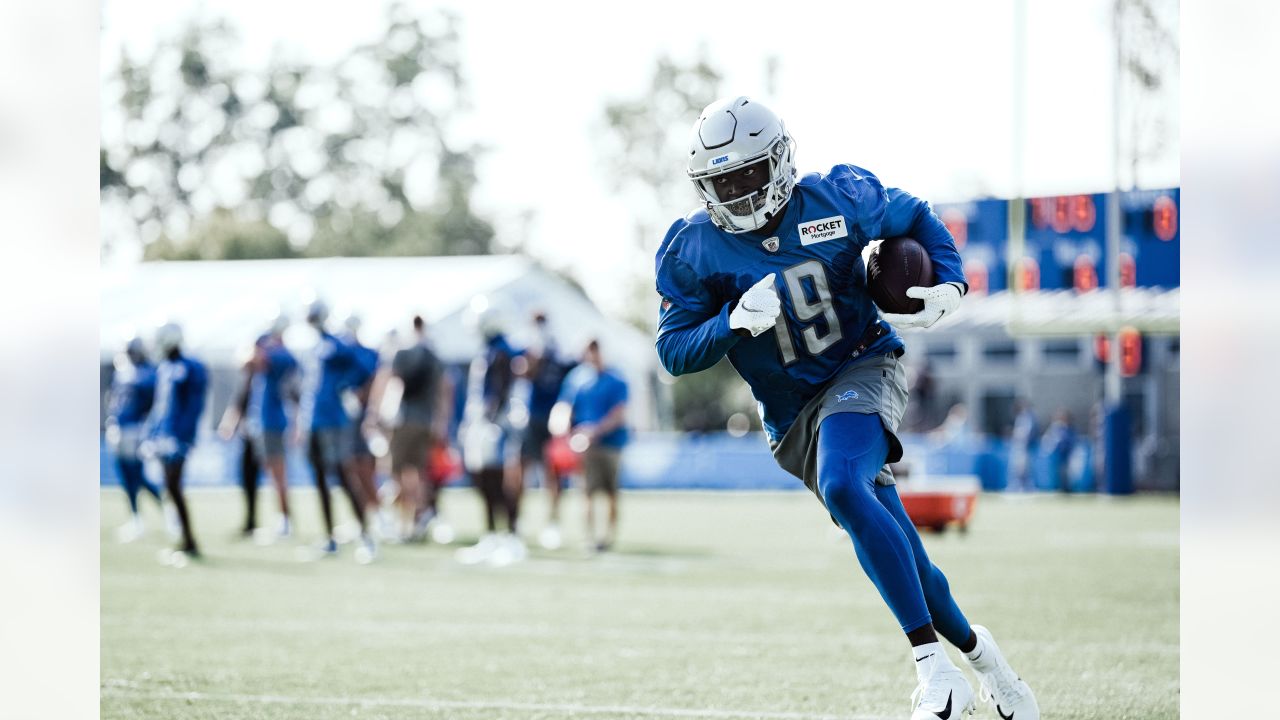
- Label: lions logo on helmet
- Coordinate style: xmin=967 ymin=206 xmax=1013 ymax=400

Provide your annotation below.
xmin=687 ymin=96 xmax=797 ymax=234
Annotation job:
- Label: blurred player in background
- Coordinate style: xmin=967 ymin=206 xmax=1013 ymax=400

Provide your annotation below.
xmin=105 ymin=336 xmax=162 ymax=542
xmin=219 ymin=339 xmax=263 ymax=537
xmin=367 ymin=314 xmax=453 ymax=542
xmin=655 ymin=97 xmax=1038 ymax=720
xmin=220 ymin=317 xmax=299 ymax=540
xmin=300 ymin=299 xmax=377 ymax=562
xmin=456 ymin=304 xmax=526 ymax=566
xmin=1009 ymin=398 xmax=1041 ymax=493
xmin=513 ymin=310 xmax=576 ymax=550
xmin=340 ymin=313 xmax=382 ymax=534
xmin=142 ymin=322 xmax=207 ymax=563
xmin=555 ymin=339 xmax=628 ymax=553
xmin=1043 ymin=408 xmax=1078 ymax=493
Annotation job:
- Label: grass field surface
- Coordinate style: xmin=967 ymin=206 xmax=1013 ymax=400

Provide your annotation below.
xmin=101 ymin=487 xmax=1178 ymax=719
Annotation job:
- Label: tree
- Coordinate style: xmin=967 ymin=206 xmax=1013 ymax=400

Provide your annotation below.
xmin=101 ymin=3 xmax=495 ymax=261
xmin=598 ymin=52 xmax=722 ymax=319
xmin=596 ymin=54 xmax=778 ymax=433
xmin=1114 ymin=0 xmax=1178 ymax=189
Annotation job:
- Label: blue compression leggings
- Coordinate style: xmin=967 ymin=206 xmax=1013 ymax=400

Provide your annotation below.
xmin=118 ymin=457 xmax=161 ymax=514
xmin=816 ymin=412 xmax=972 ymax=644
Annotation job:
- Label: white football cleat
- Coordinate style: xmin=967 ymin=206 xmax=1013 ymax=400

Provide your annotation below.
xmin=487 ymin=533 xmax=527 ymax=567
xmin=116 ymin=517 xmax=145 ymax=544
xmin=429 ymin=520 xmax=456 ymax=545
xmin=354 ymin=535 xmax=377 ymax=565
xmin=965 ymin=625 xmax=1039 ymax=720
xmin=538 ymin=524 xmax=563 ymax=550
xmin=911 ymin=664 xmax=975 ymax=720
xmin=455 ymin=533 xmax=500 ymax=565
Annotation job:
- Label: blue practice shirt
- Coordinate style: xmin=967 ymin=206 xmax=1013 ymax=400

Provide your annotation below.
xmin=108 ymin=361 xmax=155 ymax=427
xmin=528 ymin=349 xmax=575 ymax=422
xmin=308 ymin=331 xmax=365 ymax=431
xmin=249 ymin=344 xmax=299 ymax=433
xmin=654 ymin=164 xmax=965 ymax=443
xmin=150 ymin=353 xmax=208 ymax=447
xmin=561 ymin=365 xmax=629 ymax=449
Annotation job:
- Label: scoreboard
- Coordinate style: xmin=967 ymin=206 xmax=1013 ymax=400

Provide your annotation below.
xmin=936 ymin=198 xmax=1010 ymax=295
xmin=1025 ymin=193 xmax=1108 ymax=291
xmin=934 ymin=188 xmax=1179 ymax=292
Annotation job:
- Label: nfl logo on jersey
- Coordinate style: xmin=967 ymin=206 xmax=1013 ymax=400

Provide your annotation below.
xmin=762 ymin=237 xmax=780 ymax=253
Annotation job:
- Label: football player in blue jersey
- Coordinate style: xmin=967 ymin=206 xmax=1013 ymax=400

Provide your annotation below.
xmin=456 ymin=304 xmax=528 ymax=566
xmin=105 ymin=336 xmax=162 ymax=542
xmin=655 ymin=97 xmax=1039 ymax=720
xmin=220 ymin=317 xmax=300 ymax=540
xmin=300 ymin=300 xmax=377 ymax=562
xmin=143 ymin=322 xmax=208 ymax=563
xmin=340 ymin=313 xmax=383 ymax=536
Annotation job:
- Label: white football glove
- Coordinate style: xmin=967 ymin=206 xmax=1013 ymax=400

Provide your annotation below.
xmin=729 ymin=273 xmax=782 ymax=337
xmin=880 ymin=282 xmax=964 ymax=330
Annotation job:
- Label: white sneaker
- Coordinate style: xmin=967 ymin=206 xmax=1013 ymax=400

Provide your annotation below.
xmin=538 ymin=524 xmax=562 ymax=550
xmin=277 ymin=515 xmax=292 ymax=538
xmin=911 ymin=661 xmax=975 ymax=720
xmin=455 ymin=533 xmax=500 ymax=565
xmin=965 ymin=625 xmax=1038 ymax=720
xmin=116 ymin=517 xmax=144 ymax=544
xmin=429 ymin=520 xmax=456 ymax=545
xmin=487 ymin=533 xmax=527 ymax=567
xmin=354 ymin=535 xmax=377 ymax=565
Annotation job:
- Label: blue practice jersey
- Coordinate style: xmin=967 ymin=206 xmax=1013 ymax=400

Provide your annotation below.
xmin=347 ymin=338 xmax=379 ymax=424
xmin=248 ymin=344 xmax=299 ymax=434
xmin=528 ymin=344 xmax=575 ymax=422
xmin=108 ymin=361 xmax=155 ymax=427
xmin=308 ymin=331 xmax=364 ymax=430
xmin=149 ymin=354 xmax=208 ymax=447
xmin=560 ymin=365 xmax=629 ymax=449
xmin=467 ymin=334 xmax=523 ymax=422
xmin=655 ymin=164 xmax=965 ymax=443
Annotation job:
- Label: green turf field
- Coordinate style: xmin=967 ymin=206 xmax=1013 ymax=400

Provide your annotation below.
xmin=101 ymin=487 xmax=1178 ymax=720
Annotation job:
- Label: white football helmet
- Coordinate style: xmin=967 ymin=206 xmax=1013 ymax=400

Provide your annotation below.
xmin=687 ymin=96 xmax=796 ymax=234
xmin=154 ymin=322 xmax=183 ymax=355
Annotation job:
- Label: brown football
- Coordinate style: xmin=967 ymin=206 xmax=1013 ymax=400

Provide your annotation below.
xmin=867 ymin=236 xmax=935 ymax=314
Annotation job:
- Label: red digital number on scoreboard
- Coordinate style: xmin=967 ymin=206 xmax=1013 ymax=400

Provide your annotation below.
xmin=1152 ymin=195 xmax=1177 ymax=241
xmin=942 ymin=209 xmax=968 ymax=250
xmin=963 ymin=259 xmax=988 ymax=295
xmin=1016 ymin=256 xmax=1040 ymax=291
xmin=1073 ymin=255 xmax=1098 ymax=292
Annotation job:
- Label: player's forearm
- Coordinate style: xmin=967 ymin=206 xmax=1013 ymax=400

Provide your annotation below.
xmin=594 ymin=403 xmax=627 ymax=435
xmin=655 ymin=303 xmax=739 ymax=376
xmin=882 ymin=188 xmax=967 ymax=289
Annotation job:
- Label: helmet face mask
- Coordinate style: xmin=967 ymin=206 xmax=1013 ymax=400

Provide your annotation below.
xmin=687 ymin=97 xmax=796 ymax=234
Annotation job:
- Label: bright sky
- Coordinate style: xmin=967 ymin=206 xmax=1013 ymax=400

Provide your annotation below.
xmin=101 ymin=0 xmax=1179 ymax=317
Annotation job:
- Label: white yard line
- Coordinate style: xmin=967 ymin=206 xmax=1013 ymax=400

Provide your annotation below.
xmin=101 ymin=687 xmax=893 ymax=720
xmin=100 ymin=613 xmax=1180 ymax=655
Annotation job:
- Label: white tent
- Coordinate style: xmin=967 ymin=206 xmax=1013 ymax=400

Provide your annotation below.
xmin=100 ymin=255 xmax=662 ymax=428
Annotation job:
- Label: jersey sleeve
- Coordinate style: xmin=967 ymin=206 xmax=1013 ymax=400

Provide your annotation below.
xmin=880 ymin=187 xmax=967 ymax=291
xmin=655 ymin=218 xmax=718 ymax=316
xmin=654 ymin=299 xmax=739 ymax=377
xmin=653 ymin=216 xmax=742 ymax=375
